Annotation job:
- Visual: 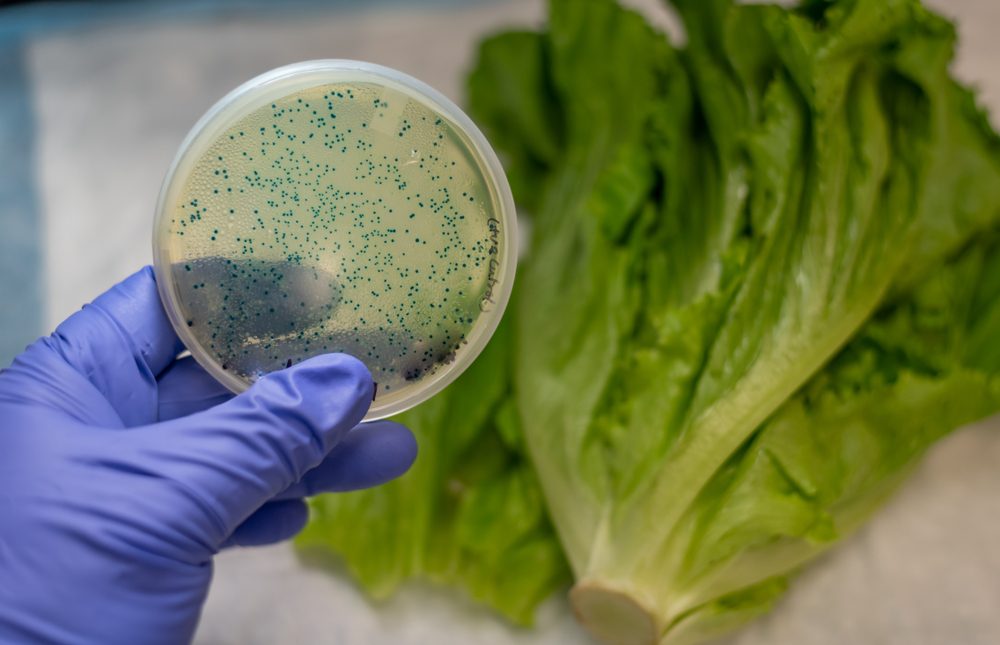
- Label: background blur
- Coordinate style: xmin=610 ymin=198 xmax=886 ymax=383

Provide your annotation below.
xmin=2 ymin=1 xmax=999 ymax=644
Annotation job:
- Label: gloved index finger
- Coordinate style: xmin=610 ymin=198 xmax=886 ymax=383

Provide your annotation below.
xmin=141 ymin=353 xmax=374 ymax=538
xmin=49 ymin=266 xmax=184 ymax=425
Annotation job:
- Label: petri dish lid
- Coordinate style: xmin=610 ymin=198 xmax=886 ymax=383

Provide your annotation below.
xmin=153 ymin=60 xmax=517 ymax=420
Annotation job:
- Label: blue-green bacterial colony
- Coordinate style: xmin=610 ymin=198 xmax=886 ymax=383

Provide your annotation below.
xmin=163 ymin=81 xmax=501 ymax=400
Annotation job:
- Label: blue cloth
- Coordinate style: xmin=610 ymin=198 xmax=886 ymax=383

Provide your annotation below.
xmin=0 ymin=266 xmax=417 ymax=644
xmin=0 ymin=43 xmax=43 ymax=366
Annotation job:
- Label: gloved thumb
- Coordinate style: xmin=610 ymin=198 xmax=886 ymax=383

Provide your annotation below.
xmin=140 ymin=353 xmax=373 ymax=540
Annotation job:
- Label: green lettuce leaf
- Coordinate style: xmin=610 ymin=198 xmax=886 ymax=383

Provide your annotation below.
xmin=297 ymin=320 xmax=570 ymax=625
xmin=480 ymin=0 xmax=1000 ymax=642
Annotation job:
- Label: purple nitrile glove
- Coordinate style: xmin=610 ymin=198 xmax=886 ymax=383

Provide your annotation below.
xmin=0 ymin=267 xmax=417 ymax=644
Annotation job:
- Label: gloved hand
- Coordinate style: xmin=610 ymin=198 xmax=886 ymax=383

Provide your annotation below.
xmin=0 ymin=267 xmax=417 ymax=644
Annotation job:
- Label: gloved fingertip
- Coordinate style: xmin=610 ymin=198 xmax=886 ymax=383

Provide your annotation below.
xmin=279 ymin=420 xmax=418 ymax=498
xmin=338 ymin=420 xmax=418 ymax=487
xmin=370 ymin=420 xmax=419 ymax=475
xmin=224 ymin=499 xmax=309 ymax=548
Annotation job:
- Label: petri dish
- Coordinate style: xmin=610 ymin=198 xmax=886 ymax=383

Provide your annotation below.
xmin=152 ymin=60 xmax=516 ymax=420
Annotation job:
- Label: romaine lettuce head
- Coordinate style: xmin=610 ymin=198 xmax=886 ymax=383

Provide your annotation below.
xmin=470 ymin=0 xmax=1000 ymax=642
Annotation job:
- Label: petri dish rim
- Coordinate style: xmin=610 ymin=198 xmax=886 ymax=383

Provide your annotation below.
xmin=152 ymin=59 xmax=518 ymax=420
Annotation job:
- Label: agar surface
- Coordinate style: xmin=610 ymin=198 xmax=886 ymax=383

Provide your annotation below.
xmin=163 ymin=81 xmax=499 ymax=398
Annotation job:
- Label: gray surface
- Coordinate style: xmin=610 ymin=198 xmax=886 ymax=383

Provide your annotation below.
xmin=23 ymin=0 xmax=1000 ymax=643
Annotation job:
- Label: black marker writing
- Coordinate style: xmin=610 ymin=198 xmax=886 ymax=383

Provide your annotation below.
xmin=481 ymin=218 xmax=501 ymax=311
